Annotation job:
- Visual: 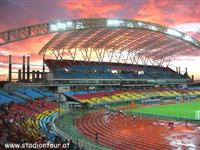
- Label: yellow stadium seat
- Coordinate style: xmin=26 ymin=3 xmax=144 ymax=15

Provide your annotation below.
xmin=110 ymin=95 xmax=121 ymax=101
xmin=115 ymin=93 xmax=130 ymax=100
xmin=101 ymin=96 xmax=113 ymax=102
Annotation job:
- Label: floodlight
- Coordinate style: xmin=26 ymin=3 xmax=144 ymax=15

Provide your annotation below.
xmin=56 ymin=22 xmax=66 ymax=30
xmin=50 ymin=24 xmax=58 ymax=31
xmin=75 ymin=22 xmax=84 ymax=29
xmin=107 ymin=19 xmax=124 ymax=27
xmin=184 ymin=35 xmax=193 ymax=42
xmin=148 ymin=25 xmax=157 ymax=31
xmin=166 ymin=29 xmax=182 ymax=37
xmin=127 ymin=22 xmax=134 ymax=27
xmin=66 ymin=21 xmax=73 ymax=28
xmin=137 ymin=22 xmax=144 ymax=26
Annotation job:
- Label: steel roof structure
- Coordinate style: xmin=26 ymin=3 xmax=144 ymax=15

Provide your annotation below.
xmin=1 ymin=18 xmax=200 ymax=66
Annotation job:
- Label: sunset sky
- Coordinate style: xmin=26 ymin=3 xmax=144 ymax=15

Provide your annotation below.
xmin=0 ymin=0 xmax=200 ymax=80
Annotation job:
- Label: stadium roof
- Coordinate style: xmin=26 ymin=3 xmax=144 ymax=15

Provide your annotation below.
xmin=40 ymin=18 xmax=200 ymax=66
xmin=1 ymin=18 xmax=200 ymax=66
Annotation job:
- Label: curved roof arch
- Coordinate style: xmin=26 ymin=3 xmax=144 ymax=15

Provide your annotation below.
xmin=0 ymin=18 xmax=200 ymax=48
xmin=1 ymin=18 xmax=199 ymax=66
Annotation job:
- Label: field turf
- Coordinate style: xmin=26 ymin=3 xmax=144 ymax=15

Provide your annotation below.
xmin=127 ymin=99 xmax=200 ymax=120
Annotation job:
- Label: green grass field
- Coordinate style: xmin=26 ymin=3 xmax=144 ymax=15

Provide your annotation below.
xmin=127 ymin=99 xmax=200 ymax=120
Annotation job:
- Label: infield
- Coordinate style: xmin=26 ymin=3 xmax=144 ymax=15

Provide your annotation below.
xmin=127 ymin=99 xmax=200 ymax=120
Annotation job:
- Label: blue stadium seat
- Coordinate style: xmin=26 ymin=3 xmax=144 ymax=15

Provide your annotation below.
xmin=46 ymin=60 xmax=188 ymax=80
xmin=16 ymin=88 xmax=44 ymax=99
xmin=0 ymin=91 xmax=24 ymax=104
xmin=33 ymin=88 xmax=54 ymax=97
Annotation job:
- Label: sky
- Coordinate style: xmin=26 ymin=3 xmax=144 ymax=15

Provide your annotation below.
xmin=0 ymin=0 xmax=200 ymax=80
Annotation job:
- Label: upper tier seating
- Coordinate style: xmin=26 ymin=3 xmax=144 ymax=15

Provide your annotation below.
xmin=45 ymin=59 xmax=188 ymax=80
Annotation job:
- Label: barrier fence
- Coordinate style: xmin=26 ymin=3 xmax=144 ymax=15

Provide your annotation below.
xmin=108 ymin=108 xmax=200 ymax=124
xmin=128 ymin=112 xmax=200 ymax=124
xmin=52 ymin=110 xmax=111 ymax=150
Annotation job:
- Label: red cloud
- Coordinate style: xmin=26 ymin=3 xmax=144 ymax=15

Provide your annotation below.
xmin=1 ymin=16 xmax=40 ymax=31
xmin=58 ymin=0 xmax=123 ymax=18
xmin=134 ymin=0 xmax=200 ymax=27
xmin=1 ymin=34 xmax=54 ymax=56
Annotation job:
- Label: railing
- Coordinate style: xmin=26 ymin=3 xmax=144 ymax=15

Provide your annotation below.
xmin=51 ymin=112 xmax=111 ymax=150
xmin=130 ymin=112 xmax=200 ymax=124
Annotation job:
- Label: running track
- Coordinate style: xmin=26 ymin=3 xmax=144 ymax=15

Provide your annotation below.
xmin=75 ymin=111 xmax=175 ymax=150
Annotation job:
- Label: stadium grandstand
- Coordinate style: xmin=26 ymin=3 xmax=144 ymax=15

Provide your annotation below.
xmin=0 ymin=18 xmax=200 ymax=150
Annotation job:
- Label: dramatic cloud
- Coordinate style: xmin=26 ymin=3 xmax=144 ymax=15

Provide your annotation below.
xmin=134 ymin=0 xmax=200 ymax=26
xmin=58 ymin=0 xmax=123 ymax=18
xmin=0 ymin=0 xmax=200 ymax=80
xmin=1 ymin=34 xmax=54 ymax=56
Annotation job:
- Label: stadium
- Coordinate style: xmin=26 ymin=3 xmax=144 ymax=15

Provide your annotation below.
xmin=0 ymin=18 xmax=200 ymax=150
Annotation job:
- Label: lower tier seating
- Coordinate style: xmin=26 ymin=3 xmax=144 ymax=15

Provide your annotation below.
xmin=68 ymin=88 xmax=200 ymax=105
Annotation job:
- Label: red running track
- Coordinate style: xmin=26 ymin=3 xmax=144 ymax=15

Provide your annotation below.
xmin=75 ymin=111 xmax=200 ymax=150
